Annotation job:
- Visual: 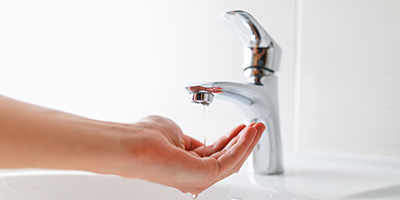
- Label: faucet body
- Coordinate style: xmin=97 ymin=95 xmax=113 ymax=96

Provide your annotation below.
xmin=187 ymin=11 xmax=283 ymax=175
xmin=216 ymin=77 xmax=282 ymax=174
xmin=188 ymin=76 xmax=283 ymax=175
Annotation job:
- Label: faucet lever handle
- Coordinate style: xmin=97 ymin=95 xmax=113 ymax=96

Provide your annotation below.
xmin=221 ymin=10 xmax=281 ymax=82
xmin=221 ymin=10 xmax=272 ymax=48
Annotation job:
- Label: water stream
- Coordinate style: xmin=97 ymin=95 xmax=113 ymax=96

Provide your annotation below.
xmin=202 ymin=104 xmax=209 ymax=157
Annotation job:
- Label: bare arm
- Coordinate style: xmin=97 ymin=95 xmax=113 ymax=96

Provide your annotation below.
xmin=0 ymin=95 xmax=125 ymax=171
xmin=0 ymin=95 xmax=265 ymax=194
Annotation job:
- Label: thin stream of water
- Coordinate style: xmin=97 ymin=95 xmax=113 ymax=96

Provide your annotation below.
xmin=203 ymin=104 xmax=208 ymax=157
xmin=191 ymin=104 xmax=209 ymax=200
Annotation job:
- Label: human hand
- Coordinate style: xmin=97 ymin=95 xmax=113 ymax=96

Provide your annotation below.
xmin=0 ymin=96 xmax=264 ymax=195
xmin=115 ymin=115 xmax=265 ymax=195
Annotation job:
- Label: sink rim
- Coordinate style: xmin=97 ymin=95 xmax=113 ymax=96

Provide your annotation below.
xmin=1 ymin=152 xmax=399 ymax=200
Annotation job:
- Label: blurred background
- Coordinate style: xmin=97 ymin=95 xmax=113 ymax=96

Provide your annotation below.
xmin=1 ymin=0 xmax=399 ymax=157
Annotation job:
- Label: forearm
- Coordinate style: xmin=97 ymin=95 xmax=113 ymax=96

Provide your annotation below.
xmin=0 ymin=95 xmax=124 ymax=173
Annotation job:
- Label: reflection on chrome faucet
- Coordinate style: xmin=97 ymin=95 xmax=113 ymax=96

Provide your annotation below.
xmin=186 ymin=86 xmax=222 ymax=106
xmin=186 ymin=10 xmax=283 ymax=175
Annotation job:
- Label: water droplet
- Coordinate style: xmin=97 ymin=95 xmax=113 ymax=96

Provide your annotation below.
xmin=269 ymin=194 xmax=274 ymax=198
xmin=191 ymin=194 xmax=198 ymax=199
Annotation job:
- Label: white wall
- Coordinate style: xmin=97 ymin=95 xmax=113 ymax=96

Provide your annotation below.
xmin=0 ymin=1 xmax=296 ymax=148
xmin=297 ymin=0 xmax=400 ymax=156
xmin=2 ymin=0 xmax=398 ymax=157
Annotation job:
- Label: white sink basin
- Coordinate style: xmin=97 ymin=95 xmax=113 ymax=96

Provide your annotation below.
xmin=0 ymin=172 xmax=301 ymax=200
xmin=0 ymin=172 xmax=303 ymax=200
xmin=0 ymin=152 xmax=399 ymax=200
xmin=251 ymin=152 xmax=400 ymax=200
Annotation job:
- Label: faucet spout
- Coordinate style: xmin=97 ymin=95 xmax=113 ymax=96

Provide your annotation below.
xmin=187 ymin=76 xmax=283 ymax=175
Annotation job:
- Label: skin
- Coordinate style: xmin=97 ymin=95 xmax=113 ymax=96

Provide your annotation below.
xmin=0 ymin=94 xmax=265 ymax=194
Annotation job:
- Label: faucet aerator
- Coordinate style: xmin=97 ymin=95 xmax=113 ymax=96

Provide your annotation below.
xmin=190 ymin=91 xmax=214 ymax=106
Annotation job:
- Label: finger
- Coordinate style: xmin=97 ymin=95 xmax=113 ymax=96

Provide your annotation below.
xmin=214 ymin=124 xmax=246 ymax=152
xmin=208 ymin=123 xmax=255 ymax=159
xmin=228 ymin=122 xmax=265 ymax=174
xmin=216 ymin=123 xmax=265 ymax=181
xmin=201 ymin=125 xmax=245 ymax=158
xmin=215 ymin=126 xmax=257 ymax=175
xmin=183 ymin=135 xmax=204 ymax=151
xmin=193 ymin=124 xmax=246 ymax=157
xmin=221 ymin=123 xmax=256 ymax=152
xmin=215 ymin=136 xmax=239 ymax=158
xmin=213 ymin=123 xmax=255 ymax=157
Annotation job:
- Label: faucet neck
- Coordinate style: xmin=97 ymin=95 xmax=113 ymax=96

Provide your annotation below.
xmin=243 ymin=45 xmax=274 ymax=85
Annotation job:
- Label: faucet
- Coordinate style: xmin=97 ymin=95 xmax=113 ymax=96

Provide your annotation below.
xmin=186 ymin=10 xmax=283 ymax=175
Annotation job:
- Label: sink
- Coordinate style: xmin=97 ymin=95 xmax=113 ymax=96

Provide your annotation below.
xmin=0 ymin=171 xmax=306 ymax=200
xmin=250 ymin=152 xmax=400 ymax=200
xmin=0 ymin=172 xmax=303 ymax=200
xmin=0 ymin=152 xmax=399 ymax=200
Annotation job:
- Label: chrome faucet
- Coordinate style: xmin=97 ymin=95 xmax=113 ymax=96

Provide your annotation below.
xmin=186 ymin=10 xmax=283 ymax=175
